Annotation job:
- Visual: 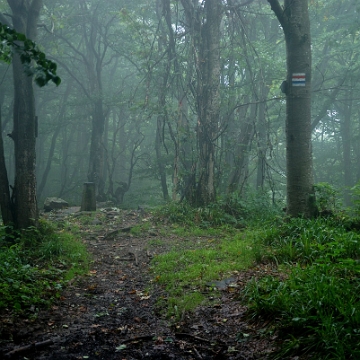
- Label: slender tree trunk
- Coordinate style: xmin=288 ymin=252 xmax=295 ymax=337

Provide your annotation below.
xmin=0 ymin=107 xmax=13 ymax=225
xmin=256 ymin=85 xmax=269 ymax=190
xmin=88 ymin=98 xmax=106 ymax=200
xmin=227 ymin=105 xmax=254 ymax=194
xmin=341 ymin=91 xmax=353 ymax=206
xmin=38 ymin=81 xmax=72 ymax=199
xmin=155 ymin=0 xmax=171 ymax=202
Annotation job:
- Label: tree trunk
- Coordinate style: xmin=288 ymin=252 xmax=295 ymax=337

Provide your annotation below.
xmin=256 ymin=85 xmax=269 ymax=190
xmin=155 ymin=0 xmax=171 ymax=202
xmin=227 ymin=107 xmax=254 ymax=194
xmin=6 ymin=0 xmax=43 ymax=229
xmin=0 ymin=106 xmax=13 ymax=225
xmin=38 ymin=81 xmax=72 ymax=199
xmin=191 ymin=0 xmax=222 ymax=206
xmin=340 ymin=90 xmax=353 ymax=206
xmin=88 ymin=98 xmax=106 ymax=201
xmin=268 ymin=0 xmax=316 ymax=217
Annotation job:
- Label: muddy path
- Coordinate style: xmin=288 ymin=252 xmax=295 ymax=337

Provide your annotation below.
xmin=0 ymin=209 xmax=276 ymax=359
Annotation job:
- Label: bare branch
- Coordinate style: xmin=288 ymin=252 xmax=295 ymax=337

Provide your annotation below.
xmin=267 ymin=0 xmax=287 ymax=30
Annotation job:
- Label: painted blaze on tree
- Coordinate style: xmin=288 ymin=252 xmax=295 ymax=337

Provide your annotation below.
xmin=268 ymin=0 xmax=317 ymax=217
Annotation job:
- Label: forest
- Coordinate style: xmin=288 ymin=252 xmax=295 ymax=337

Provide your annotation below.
xmin=0 ymin=0 xmax=360 ymax=359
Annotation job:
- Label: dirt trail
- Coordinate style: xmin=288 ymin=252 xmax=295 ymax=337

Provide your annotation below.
xmin=0 ymin=209 xmax=275 ymax=359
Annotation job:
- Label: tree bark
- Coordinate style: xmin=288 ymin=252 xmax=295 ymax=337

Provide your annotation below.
xmin=6 ymin=0 xmax=43 ymax=228
xmin=155 ymin=0 xmax=171 ymax=202
xmin=268 ymin=0 xmax=316 ymax=217
xmin=256 ymin=84 xmax=269 ymax=190
xmin=37 ymin=81 xmax=72 ymax=199
xmin=227 ymin=105 xmax=254 ymax=194
xmin=340 ymin=90 xmax=353 ymax=206
xmin=180 ymin=0 xmax=223 ymax=206
xmin=0 ymin=106 xmax=13 ymax=225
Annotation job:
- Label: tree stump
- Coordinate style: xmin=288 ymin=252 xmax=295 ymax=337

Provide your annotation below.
xmin=80 ymin=182 xmax=96 ymax=211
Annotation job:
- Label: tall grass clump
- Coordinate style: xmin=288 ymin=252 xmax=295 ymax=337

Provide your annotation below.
xmin=245 ymin=217 xmax=360 ymax=359
xmin=0 ymin=220 xmax=89 ymax=313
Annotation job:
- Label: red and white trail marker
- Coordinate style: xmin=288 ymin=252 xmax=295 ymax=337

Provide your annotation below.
xmin=292 ymin=73 xmax=306 ymax=86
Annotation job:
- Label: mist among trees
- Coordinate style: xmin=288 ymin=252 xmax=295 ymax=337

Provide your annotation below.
xmin=2 ymin=2 xmax=360 ymax=359
xmin=0 ymin=0 xmax=359 ymax=220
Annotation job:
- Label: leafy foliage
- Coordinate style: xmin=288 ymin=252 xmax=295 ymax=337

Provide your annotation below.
xmin=245 ymin=217 xmax=360 ymax=358
xmin=0 ymin=22 xmax=61 ymax=86
xmin=314 ymin=182 xmax=339 ymax=212
xmin=0 ymin=220 xmax=89 ymax=313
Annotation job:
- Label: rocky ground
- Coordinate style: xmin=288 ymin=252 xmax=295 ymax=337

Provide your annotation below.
xmin=0 ymin=208 xmax=279 ymax=359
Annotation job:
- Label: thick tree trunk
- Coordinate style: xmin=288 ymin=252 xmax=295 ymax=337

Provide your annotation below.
xmin=12 ymin=54 xmax=38 ymax=228
xmin=268 ymin=0 xmax=316 ymax=217
xmin=194 ymin=0 xmax=222 ymax=206
xmin=6 ymin=0 xmax=43 ymax=229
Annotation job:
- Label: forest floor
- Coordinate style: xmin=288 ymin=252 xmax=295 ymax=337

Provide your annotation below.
xmin=0 ymin=208 xmax=281 ymax=360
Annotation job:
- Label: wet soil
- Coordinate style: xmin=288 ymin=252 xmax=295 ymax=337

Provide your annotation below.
xmin=0 ymin=208 xmax=278 ymax=359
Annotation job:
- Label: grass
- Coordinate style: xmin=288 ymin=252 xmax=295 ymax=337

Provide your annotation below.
xmin=244 ymin=216 xmax=360 ymax=359
xmin=0 ymin=220 xmax=89 ymax=313
xmin=152 ymin=199 xmax=360 ymax=358
xmin=130 ymin=221 xmax=151 ymax=235
xmin=151 ymin=231 xmax=254 ymax=318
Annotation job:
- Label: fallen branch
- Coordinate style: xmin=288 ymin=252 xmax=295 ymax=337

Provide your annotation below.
xmin=175 ymin=333 xmax=212 ymax=344
xmin=120 ymin=335 xmax=155 ymax=344
xmin=5 ymin=339 xmax=54 ymax=359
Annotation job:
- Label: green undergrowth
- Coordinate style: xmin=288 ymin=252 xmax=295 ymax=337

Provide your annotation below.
xmin=151 ymin=230 xmax=255 ymax=319
xmin=150 ymin=198 xmax=280 ymax=319
xmin=154 ymin=193 xmax=281 ymax=228
xmin=130 ymin=221 xmax=152 ymax=235
xmin=152 ymin=198 xmax=360 ymax=358
xmin=245 ymin=216 xmax=360 ymax=359
xmin=0 ymin=219 xmax=89 ymax=314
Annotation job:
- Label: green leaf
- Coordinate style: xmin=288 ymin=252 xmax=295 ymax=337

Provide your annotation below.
xmin=115 ymin=344 xmax=127 ymax=352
